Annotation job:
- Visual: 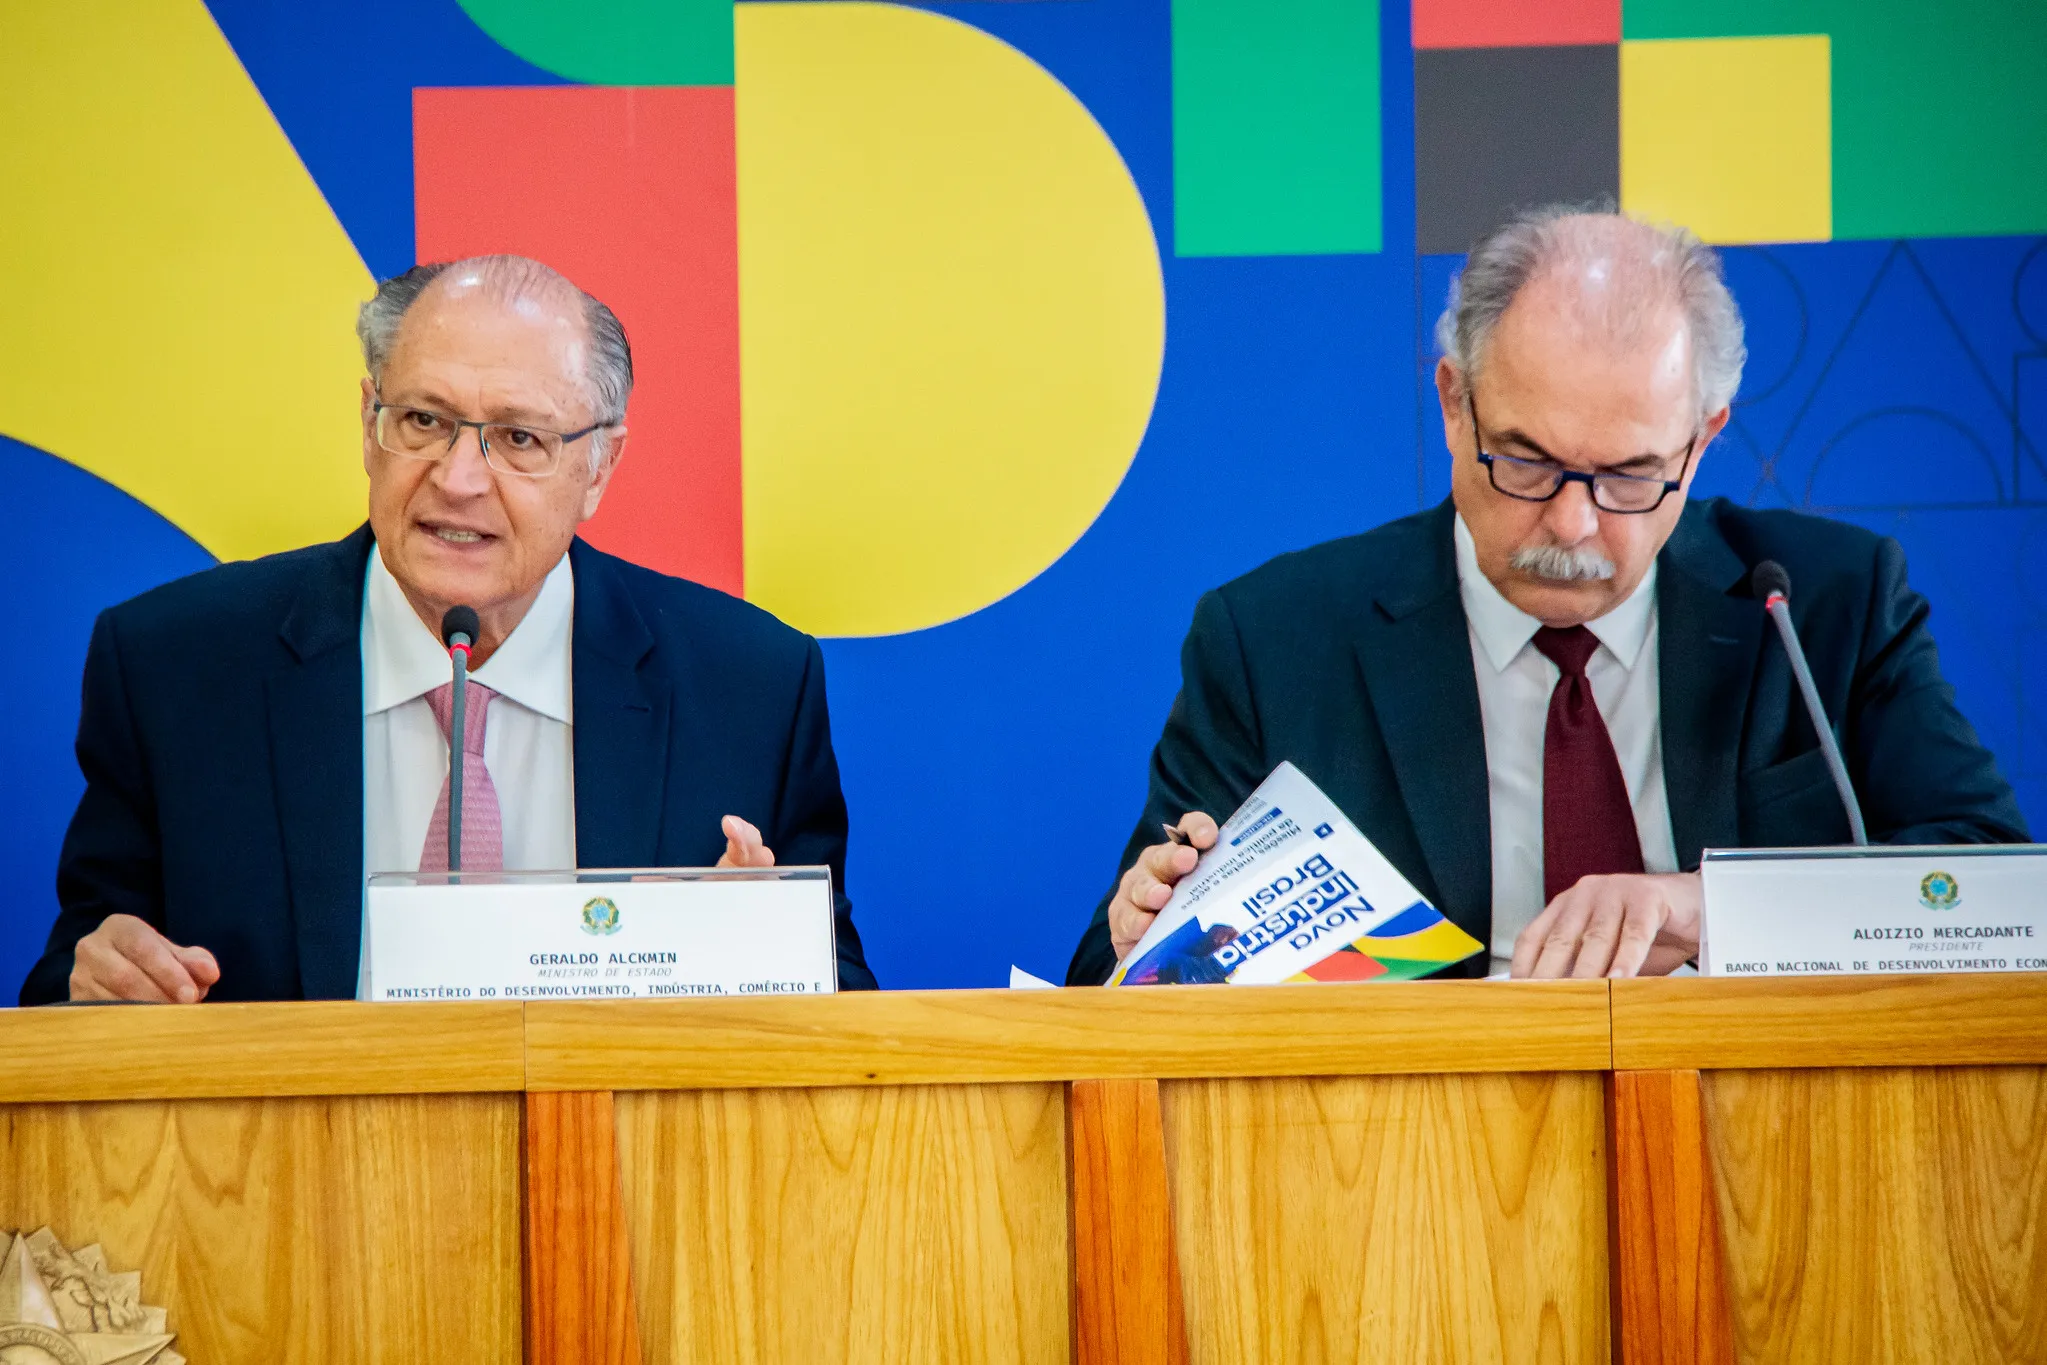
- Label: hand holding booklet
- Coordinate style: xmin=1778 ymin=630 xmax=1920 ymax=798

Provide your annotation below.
xmin=1109 ymin=763 xmax=1483 ymax=986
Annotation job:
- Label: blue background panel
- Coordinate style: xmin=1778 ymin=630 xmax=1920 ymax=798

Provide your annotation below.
xmin=0 ymin=437 xmax=216 ymax=983
xmin=0 ymin=0 xmax=2039 ymax=995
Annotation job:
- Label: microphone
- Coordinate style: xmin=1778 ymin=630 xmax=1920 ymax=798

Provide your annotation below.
xmin=439 ymin=606 xmax=481 ymax=872
xmin=1751 ymin=562 xmax=1868 ymax=846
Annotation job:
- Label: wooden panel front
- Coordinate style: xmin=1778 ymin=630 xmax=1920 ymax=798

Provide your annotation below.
xmin=1610 ymin=975 xmax=2047 ymax=1072
xmin=1704 ymin=1065 xmax=2047 ymax=1364
xmin=612 ymin=1082 xmax=1070 ymax=1364
xmin=1607 ymin=1071 xmax=1734 ymax=1365
xmin=0 ymin=1001 xmax=526 ymax=1102
xmin=1163 ymin=1073 xmax=1608 ymax=1365
xmin=527 ymin=1091 xmax=643 ymax=1365
xmin=1070 ymin=1079 xmax=1186 ymax=1365
xmin=527 ymin=983 xmax=1612 ymax=1091
xmin=0 ymin=1092 xmax=522 ymax=1363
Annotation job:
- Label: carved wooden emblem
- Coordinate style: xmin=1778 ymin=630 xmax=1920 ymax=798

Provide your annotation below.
xmin=0 ymin=1229 xmax=181 ymax=1365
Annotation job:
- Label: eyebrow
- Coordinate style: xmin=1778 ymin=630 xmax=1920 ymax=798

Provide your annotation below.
xmin=384 ymin=387 xmax=462 ymax=416
xmin=1487 ymin=426 xmax=1561 ymax=461
xmin=1489 ymin=426 xmax=1680 ymax=474
xmin=385 ymin=390 xmax=565 ymax=428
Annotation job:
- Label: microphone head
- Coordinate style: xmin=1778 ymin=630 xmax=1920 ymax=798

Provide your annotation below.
xmin=1751 ymin=560 xmax=1791 ymax=603
xmin=440 ymin=605 xmax=481 ymax=649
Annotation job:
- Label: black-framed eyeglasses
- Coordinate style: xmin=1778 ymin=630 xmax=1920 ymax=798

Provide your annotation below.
xmin=371 ymin=399 xmax=605 ymax=479
xmin=1468 ymin=395 xmax=1696 ymax=514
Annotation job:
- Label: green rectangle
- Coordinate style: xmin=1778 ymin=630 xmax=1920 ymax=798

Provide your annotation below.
xmin=458 ymin=0 xmax=734 ymax=86
xmin=1172 ymin=0 xmax=1382 ymax=257
xmin=1623 ymin=0 xmax=2047 ymax=239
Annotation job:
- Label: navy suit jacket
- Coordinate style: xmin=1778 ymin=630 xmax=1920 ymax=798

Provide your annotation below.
xmin=22 ymin=526 xmax=876 ymax=1003
xmin=1067 ymin=498 xmax=2029 ymax=985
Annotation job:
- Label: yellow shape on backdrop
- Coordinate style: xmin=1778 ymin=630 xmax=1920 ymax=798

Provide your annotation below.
xmin=1621 ymin=36 xmax=1832 ymax=246
xmin=0 ymin=0 xmax=373 ymax=560
xmin=736 ymin=3 xmax=1167 ymax=637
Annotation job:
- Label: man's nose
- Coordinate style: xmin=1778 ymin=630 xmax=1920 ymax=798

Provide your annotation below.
xmin=1540 ymin=477 xmax=1601 ymax=544
xmin=432 ymin=427 xmax=496 ymax=498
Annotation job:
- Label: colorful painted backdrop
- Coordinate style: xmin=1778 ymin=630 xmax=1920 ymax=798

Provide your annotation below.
xmin=3 ymin=0 xmax=2044 ymax=991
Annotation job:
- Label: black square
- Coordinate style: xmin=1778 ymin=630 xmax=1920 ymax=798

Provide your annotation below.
xmin=1414 ymin=45 xmax=1619 ymax=256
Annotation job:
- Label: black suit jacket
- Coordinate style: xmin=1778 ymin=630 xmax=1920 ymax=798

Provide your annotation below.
xmin=1067 ymin=498 xmax=2028 ymax=985
xmin=22 ymin=526 xmax=875 ymax=1003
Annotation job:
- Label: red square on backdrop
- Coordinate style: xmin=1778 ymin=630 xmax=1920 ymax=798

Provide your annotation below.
xmin=1413 ymin=0 xmax=1620 ymax=49
xmin=414 ymin=86 xmax=742 ymax=595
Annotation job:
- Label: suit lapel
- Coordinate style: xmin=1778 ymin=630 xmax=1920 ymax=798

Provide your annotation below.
xmin=1656 ymin=505 xmax=1763 ymax=870
xmin=1355 ymin=504 xmax=1493 ymax=928
xmin=268 ymin=526 xmax=373 ymax=1000
xmin=570 ymin=541 xmax=671 ymax=867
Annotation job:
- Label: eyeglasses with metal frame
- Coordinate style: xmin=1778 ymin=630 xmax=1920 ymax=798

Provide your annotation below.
xmin=1467 ymin=394 xmax=1697 ymax=514
xmin=371 ymin=399 xmax=605 ymax=479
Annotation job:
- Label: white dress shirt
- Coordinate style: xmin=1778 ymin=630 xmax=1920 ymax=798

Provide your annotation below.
xmin=357 ymin=547 xmax=578 ymax=992
xmin=1453 ymin=516 xmax=1678 ymax=973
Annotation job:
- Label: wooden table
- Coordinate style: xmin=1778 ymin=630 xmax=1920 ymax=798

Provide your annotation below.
xmin=2 ymin=975 xmax=2042 ymax=1363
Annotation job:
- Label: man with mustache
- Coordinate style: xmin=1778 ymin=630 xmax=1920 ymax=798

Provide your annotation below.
xmin=1068 ymin=208 xmax=2027 ymax=983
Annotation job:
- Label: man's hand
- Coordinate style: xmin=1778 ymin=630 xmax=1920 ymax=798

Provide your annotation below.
xmin=1108 ymin=813 xmax=1219 ymax=962
xmin=70 ymin=914 xmax=221 ymax=1003
xmin=1511 ymin=871 xmax=1702 ymax=979
xmin=716 ymin=815 xmax=776 ymax=869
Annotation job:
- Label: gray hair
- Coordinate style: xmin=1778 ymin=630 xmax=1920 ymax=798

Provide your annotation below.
xmin=1434 ymin=206 xmax=1746 ymax=418
xmin=356 ymin=255 xmax=634 ymax=428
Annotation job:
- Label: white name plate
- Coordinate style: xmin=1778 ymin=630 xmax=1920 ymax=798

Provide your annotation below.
xmin=1701 ymin=845 xmax=2047 ymax=978
xmin=361 ymin=867 xmax=838 ymax=1001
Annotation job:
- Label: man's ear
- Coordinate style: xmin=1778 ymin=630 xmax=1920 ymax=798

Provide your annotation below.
xmin=360 ymin=376 xmax=379 ymax=476
xmin=1436 ymin=358 xmax=1469 ymax=452
xmin=578 ymin=427 xmax=628 ymax=522
xmin=1685 ymin=405 xmax=1731 ymax=489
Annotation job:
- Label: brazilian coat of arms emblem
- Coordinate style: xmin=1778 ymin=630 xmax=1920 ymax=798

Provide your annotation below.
xmin=581 ymin=896 xmax=622 ymax=936
xmin=0 ymin=1227 xmax=182 ymax=1364
xmin=1919 ymin=871 xmax=1961 ymax=910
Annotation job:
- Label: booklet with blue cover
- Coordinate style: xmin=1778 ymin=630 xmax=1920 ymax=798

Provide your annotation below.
xmin=1108 ymin=762 xmax=1483 ymax=986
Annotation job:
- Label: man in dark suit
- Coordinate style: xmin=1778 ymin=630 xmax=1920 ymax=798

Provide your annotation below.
xmin=24 ymin=254 xmax=873 ymax=1004
xmin=1069 ymin=209 xmax=2026 ymax=985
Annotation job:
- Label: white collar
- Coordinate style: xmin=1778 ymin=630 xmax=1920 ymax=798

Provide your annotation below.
xmin=361 ymin=545 xmax=574 ymax=723
xmin=1453 ymin=513 xmax=1658 ymax=674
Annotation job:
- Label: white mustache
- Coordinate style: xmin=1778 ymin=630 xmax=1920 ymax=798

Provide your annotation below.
xmin=1510 ymin=543 xmax=1616 ymax=582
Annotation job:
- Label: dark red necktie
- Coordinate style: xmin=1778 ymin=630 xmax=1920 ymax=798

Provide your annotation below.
xmin=1533 ymin=625 xmax=1643 ymax=903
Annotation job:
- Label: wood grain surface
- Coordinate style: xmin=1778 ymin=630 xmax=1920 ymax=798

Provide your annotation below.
xmin=1070 ymin=1079 xmax=1187 ymax=1365
xmin=1704 ymin=1065 xmax=2047 ymax=1364
xmin=0 ymin=1001 xmax=526 ymax=1102
xmin=527 ymin=983 xmax=1611 ymax=1091
xmin=612 ymin=1082 xmax=1070 ymax=1364
xmin=1607 ymin=1071 xmax=1734 ymax=1365
xmin=1162 ymin=1073 xmax=1609 ymax=1365
xmin=1611 ymin=974 xmax=2047 ymax=1071
xmin=0 ymin=1093 xmax=522 ymax=1362
xmin=526 ymin=1091 xmax=643 ymax=1365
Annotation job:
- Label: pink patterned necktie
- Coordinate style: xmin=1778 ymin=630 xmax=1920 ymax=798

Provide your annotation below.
xmin=418 ymin=681 xmax=505 ymax=873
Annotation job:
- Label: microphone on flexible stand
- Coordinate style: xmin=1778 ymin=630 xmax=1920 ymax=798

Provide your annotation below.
xmin=439 ymin=605 xmax=481 ymax=872
xmin=1751 ymin=561 xmax=1868 ymax=846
